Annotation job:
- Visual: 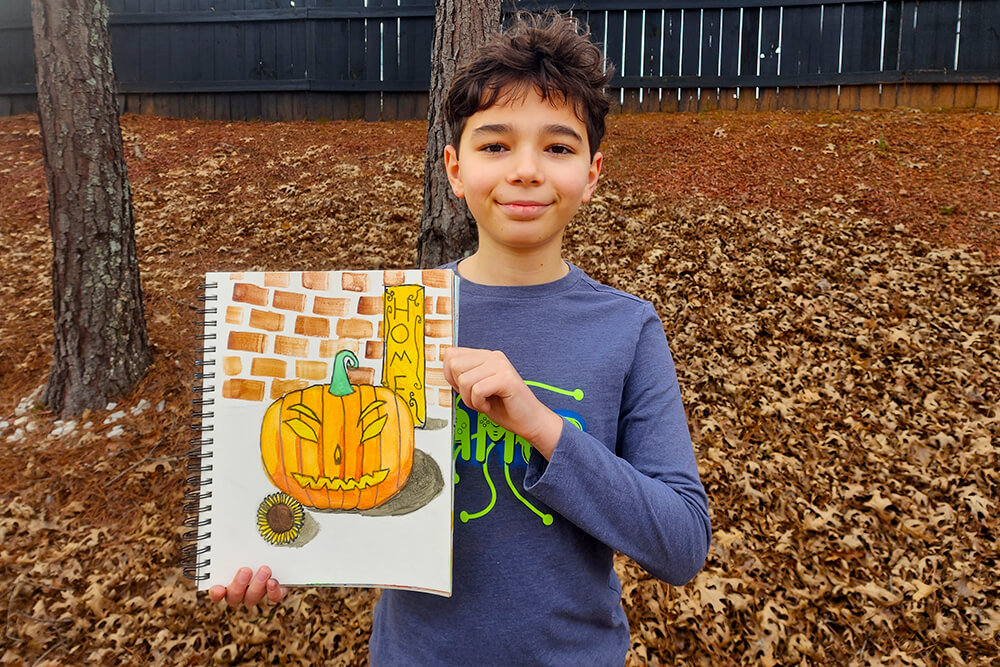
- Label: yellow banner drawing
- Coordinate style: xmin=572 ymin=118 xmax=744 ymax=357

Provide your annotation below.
xmin=382 ymin=285 xmax=425 ymax=427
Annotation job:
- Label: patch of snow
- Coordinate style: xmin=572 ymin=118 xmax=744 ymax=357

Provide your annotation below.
xmin=103 ymin=411 xmax=127 ymax=425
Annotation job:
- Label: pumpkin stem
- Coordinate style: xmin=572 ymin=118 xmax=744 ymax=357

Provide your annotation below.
xmin=329 ymin=350 xmax=359 ymax=396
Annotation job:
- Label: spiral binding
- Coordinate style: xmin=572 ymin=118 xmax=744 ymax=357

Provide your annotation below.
xmin=181 ymin=281 xmax=218 ymax=582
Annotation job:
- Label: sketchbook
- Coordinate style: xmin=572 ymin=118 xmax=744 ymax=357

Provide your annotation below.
xmin=182 ymin=269 xmax=457 ymax=596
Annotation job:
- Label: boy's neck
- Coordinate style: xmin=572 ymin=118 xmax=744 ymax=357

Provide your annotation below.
xmin=457 ymin=246 xmax=569 ymax=286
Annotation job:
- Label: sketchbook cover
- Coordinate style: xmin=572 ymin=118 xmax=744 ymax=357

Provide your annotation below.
xmin=186 ymin=269 xmax=455 ymax=596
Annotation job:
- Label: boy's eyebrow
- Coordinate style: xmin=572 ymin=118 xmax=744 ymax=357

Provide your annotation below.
xmin=543 ymin=124 xmax=584 ymax=143
xmin=470 ymin=123 xmax=512 ymax=136
xmin=470 ymin=123 xmax=584 ymax=143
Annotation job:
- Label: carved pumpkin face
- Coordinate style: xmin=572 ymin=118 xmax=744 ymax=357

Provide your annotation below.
xmin=260 ymin=350 xmax=414 ymax=510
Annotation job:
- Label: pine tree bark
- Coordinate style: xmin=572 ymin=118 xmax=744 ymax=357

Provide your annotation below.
xmin=31 ymin=0 xmax=152 ymax=416
xmin=416 ymin=0 xmax=501 ymax=268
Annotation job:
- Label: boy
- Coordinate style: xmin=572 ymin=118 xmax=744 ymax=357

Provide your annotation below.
xmin=211 ymin=13 xmax=711 ymax=664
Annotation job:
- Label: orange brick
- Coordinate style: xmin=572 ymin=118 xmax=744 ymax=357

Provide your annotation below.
xmin=425 ymin=318 xmax=452 ymax=339
xmin=228 ymin=272 xmax=245 ymax=280
xmin=342 ymin=272 xmax=369 ymax=292
xmin=337 ymin=318 xmax=373 ymax=339
xmin=425 ymin=367 xmax=448 ymax=388
xmin=228 ymin=331 xmax=267 ymax=353
xmin=232 ymin=282 xmax=268 ymax=306
xmin=365 ymin=340 xmax=384 ymax=359
xmin=424 ymin=344 xmax=437 ymax=362
xmin=251 ymin=357 xmax=287 ymax=378
xmin=296 ymin=360 xmax=329 ymax=381
xmin=314 ymin=296 xmax=349 ymax=317
xmin=271 ymin=378 xmax=309 ymax=399
xmin=438 ymin=388 xmax=453 ymax=408
xmin=436 ymin=297 xmax=452 ymax=315
xmin=223 ymin=378 xmax=265 ymax=401
xmin=421 ymin=270 xmax=451 ymax=289
xmin=274 ymin=335 xmax=309 ymax=357
xmin=347 ymin=367 xmax=376 ymax=386
xmin=222 ymin=356 xmax=242 ymax=376
xmin=225 ymin=306 xmax=244 ymax=325
xmin=302 ymin=271 xmax=329 ymax=290
xmin=273 ymin=290 xmax=306 ymax=312
xmin=295 ymin=315 xmax=330 ymax=338
xmin=439 ymin=344 xmax=452 ymax=356
xmin=423 ymin=297 xmax=435 ymax=315
xmin=319 ymin=339 xmax=359 ymax=358
xmin=249 ymin=309 xmax=285 ymax=332
xmin=358 ymin=296 xmax=383 ymax=315
xmin=264 ymin=272 xmax=290 ymax=288
xmin=377 ymin=321 xmax=383 ymax=338
xmin=383 ymin=270 xmax=406 ymax=286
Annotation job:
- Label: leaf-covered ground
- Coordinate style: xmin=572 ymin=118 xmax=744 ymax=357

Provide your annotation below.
xmin=0 ymin=109 xmax=997 ymax=665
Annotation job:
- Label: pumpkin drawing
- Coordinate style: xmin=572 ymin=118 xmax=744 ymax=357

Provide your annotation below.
xmin=260 ymin=349 xmax=415 ymax=511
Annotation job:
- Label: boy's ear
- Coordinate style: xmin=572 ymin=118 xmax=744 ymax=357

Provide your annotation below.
xmin=582 ymin=151 xmax=603 ymax=203
xmin=443 ymin=145 xmax=465 ymax=199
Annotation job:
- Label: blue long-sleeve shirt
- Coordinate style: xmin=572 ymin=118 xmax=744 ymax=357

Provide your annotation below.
xmin=370 ymin=262 xmax=711 ymax=665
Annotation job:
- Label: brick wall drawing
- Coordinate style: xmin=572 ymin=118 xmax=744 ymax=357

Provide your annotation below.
xmin=210 ymin=269 xmax=454 ymax=417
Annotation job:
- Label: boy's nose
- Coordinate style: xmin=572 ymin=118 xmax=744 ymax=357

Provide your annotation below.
xmin=508 ymin=151 xmax=543 ymax=185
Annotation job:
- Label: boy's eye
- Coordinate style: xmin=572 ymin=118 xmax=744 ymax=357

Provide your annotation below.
xmin=547 ymin=144 xmax=575 ymax=155
xmin=480 ymin=143 xmax=507 ymax=154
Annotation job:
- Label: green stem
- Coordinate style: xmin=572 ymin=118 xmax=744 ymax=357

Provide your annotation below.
xmin=329 ymin=350 xmax=359 ymax=396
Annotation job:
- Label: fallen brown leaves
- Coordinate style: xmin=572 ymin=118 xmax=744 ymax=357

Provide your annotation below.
xmin=0 ymin=109 xmax=997 ymax=665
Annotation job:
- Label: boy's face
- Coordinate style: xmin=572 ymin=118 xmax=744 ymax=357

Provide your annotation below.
xmin=444 ymin=88 xmax=602 ymax=257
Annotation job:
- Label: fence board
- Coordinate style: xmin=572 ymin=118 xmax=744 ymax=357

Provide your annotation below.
xmin=953 ymin=83 xmax=976 ymax=107
xmin=699 ymin=8 xmax=721 ymax=110
xmin=759 ymin=6 xmax=779 ymax=81
xmin=381 ymin=2 xmax=400 ymax=121
xmin=1 ymin=0 xmax=999 ymax=119
xmin=620 ymin=10 xmax=642 ymax=111
xmin=365 ymin=0 xmax=384 ymax=121
xmin=924 ymin=0 xmax=960 ymax=70
xmin=840 ymin=2 xmax=875 ymax=75
xmin=716 ymin=7 xmax=740 ymax=109
xmin=657 ymin=8 xmax=681 ymax=110
xmin=678 ymin=9 xmax=700 ymax=110
xmin=959 ymin=0 xmax=999 ymax=71
xmin=882 ymin=0 xmax=901 ymax=73
xmin=818 ymin=2 xmax=842 ymax=76
xmin=975 ymin=83 xmax=999 ymax=110
xmin=604 ymin=8 xmax=625 ymax=109
xmin=641 ymin=9 xmax=662 ymax=111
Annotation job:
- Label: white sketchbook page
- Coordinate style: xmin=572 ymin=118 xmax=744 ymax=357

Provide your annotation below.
xmin=194 ymin=270 xmax=454 ymax=596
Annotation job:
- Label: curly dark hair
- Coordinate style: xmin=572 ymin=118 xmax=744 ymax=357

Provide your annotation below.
xmin=444 ymin=11 xmax=614 ymax=158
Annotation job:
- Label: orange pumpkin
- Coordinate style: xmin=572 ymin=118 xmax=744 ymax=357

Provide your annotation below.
xmin=260 ymin=350 xmax=414 ymax=510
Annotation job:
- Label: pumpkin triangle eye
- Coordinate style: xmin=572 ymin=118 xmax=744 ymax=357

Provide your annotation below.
xmin=334 ymin=446 xmax=342 ymax=465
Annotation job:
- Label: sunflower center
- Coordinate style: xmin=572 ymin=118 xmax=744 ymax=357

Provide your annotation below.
xmin=266 ymin=502 xmax=295 ymax=533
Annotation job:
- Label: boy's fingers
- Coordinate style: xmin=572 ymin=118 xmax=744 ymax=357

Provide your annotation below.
xmin=266 ymin=579 xmax=287 ymax=604
xmin=243 ymin=566 xmax=271 ymax=607
xmin=225 ymin=567 xmax=253 ymax=606
xmin=209 ymin=585 xmax=226 ymax=603
xmin=468 ymin=375 xmax=506 ymax=414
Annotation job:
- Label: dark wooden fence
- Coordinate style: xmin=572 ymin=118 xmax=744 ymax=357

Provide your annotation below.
xmin=2 ymin=0 xmax=998 ymax=119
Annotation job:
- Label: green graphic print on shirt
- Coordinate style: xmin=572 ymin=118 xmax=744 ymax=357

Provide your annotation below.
xmin=453 ymin=380 xmax=586 ymax=526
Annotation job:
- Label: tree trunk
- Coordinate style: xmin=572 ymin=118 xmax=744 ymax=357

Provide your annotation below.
xmin=31 ymin=0 xmax=152 ymax=417
xmin=416 ymin=0 xmax=501 ymax=268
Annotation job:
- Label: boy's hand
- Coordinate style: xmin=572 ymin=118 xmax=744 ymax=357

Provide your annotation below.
xmin=442 ymin=347 xmax=564 ymax=460
xmin=208 ymin=566 xmax=288 ymax=608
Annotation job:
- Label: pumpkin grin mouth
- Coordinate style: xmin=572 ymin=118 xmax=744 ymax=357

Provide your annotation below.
xmin=290 ymin=469 xmax=390 ymax=491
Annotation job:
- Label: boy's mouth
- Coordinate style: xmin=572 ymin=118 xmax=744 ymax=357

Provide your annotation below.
xmin=498 ymin=200 xmax=551 ymax=219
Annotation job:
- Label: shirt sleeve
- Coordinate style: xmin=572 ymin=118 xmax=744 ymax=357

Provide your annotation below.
xmin=522 ymin=302 xmax=711 ymax=586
